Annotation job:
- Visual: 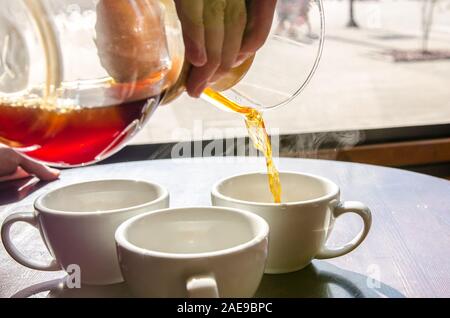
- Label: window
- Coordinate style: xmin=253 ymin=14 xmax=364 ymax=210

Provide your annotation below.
xmin=131 ymin=0 xmax=450 ymax=146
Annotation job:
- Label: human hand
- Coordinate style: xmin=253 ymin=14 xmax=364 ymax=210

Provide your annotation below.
xmin=174 ymin=0 xmax=277 ymax=97
xmin=96 ymin=0 xmax=168 ymax=83
xmin=0 ymin=145 xmax=60 ymax=182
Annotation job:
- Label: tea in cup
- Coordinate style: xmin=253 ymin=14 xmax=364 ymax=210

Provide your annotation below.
xmin=212 ymin=172 xmax=372 ymax=274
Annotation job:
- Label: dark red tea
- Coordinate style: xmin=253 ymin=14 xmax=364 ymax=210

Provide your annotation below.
xmin=0 ymin=96 xmax=160 ymax=166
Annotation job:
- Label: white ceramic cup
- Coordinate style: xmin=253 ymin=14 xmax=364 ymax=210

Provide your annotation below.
xmin=212 ymin=172 xmax=372 ymax=274
xmin=115 ymin=207 xmax=269 ymax=298
xmin=1 ymin=179 xmax=169 ymax=285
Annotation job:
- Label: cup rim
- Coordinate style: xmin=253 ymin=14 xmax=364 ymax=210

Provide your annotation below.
xmin=115 ymin=206 xmax=269 ymax=259
xmin=34 ymin=179 xmax=169 ymax=216
xmin=211 ymin=171 xmax=340 ymax=207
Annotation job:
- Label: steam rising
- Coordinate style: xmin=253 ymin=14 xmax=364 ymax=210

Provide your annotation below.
xmin=137 ymin=130 xmax=364 ymax=161
xmin=280 ymin=130 xmax=364 ymax=159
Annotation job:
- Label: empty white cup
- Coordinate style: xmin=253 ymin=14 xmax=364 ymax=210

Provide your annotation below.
xmin=115 ymin=207 xmax=269 ymax=298
xmin=212 ymin=172 xmax=372 ymax=274
xmin=1 ymin=179 xmax=169 ymax=285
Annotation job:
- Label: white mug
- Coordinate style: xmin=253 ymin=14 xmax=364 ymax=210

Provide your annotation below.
xmin=212 ymin=172 xmax=372 ymax=274
xmin=115 ymin=207 xmax=269 ymax=298
xmin=1 ymin=179 xmax=169 ymax=285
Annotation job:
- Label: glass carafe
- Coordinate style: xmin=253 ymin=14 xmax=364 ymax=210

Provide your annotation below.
xmin=0 ymin=0 xmax=185 ymax=167
xmin=0 ymin=0 xmax=324 ymax=167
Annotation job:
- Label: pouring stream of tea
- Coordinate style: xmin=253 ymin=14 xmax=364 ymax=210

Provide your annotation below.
xmin=202 ymin=88 xmax=282 ymax=203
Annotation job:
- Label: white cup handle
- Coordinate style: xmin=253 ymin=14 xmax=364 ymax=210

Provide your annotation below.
xmin=1 ymin=212 xmax=60 ymax=271
xmin=186 ymin=274 xmax=219 ymax=298
xmin=316 ymin=201 xmax=372 ymax=259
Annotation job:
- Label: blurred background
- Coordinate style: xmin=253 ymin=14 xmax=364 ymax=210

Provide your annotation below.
xmin=108 ymin=0 xmax=450 ymax=179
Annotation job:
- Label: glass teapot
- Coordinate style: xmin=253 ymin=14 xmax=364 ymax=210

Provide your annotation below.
xmin=0 ymin=0 xmax=324 ymax=167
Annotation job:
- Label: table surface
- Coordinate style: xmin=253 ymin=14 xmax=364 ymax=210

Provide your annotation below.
xmin=1 ymin=157 xmax=450 ymax=298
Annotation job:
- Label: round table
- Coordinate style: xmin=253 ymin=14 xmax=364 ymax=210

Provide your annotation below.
xmin=1 ymin=157 xmax=449 ymax=298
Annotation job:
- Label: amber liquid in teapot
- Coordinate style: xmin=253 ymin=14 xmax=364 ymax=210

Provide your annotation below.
xmin=0 ymin=96 xmax=158 ymax=166
xmin=0 ymin=0 xmax=176 ymax=166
